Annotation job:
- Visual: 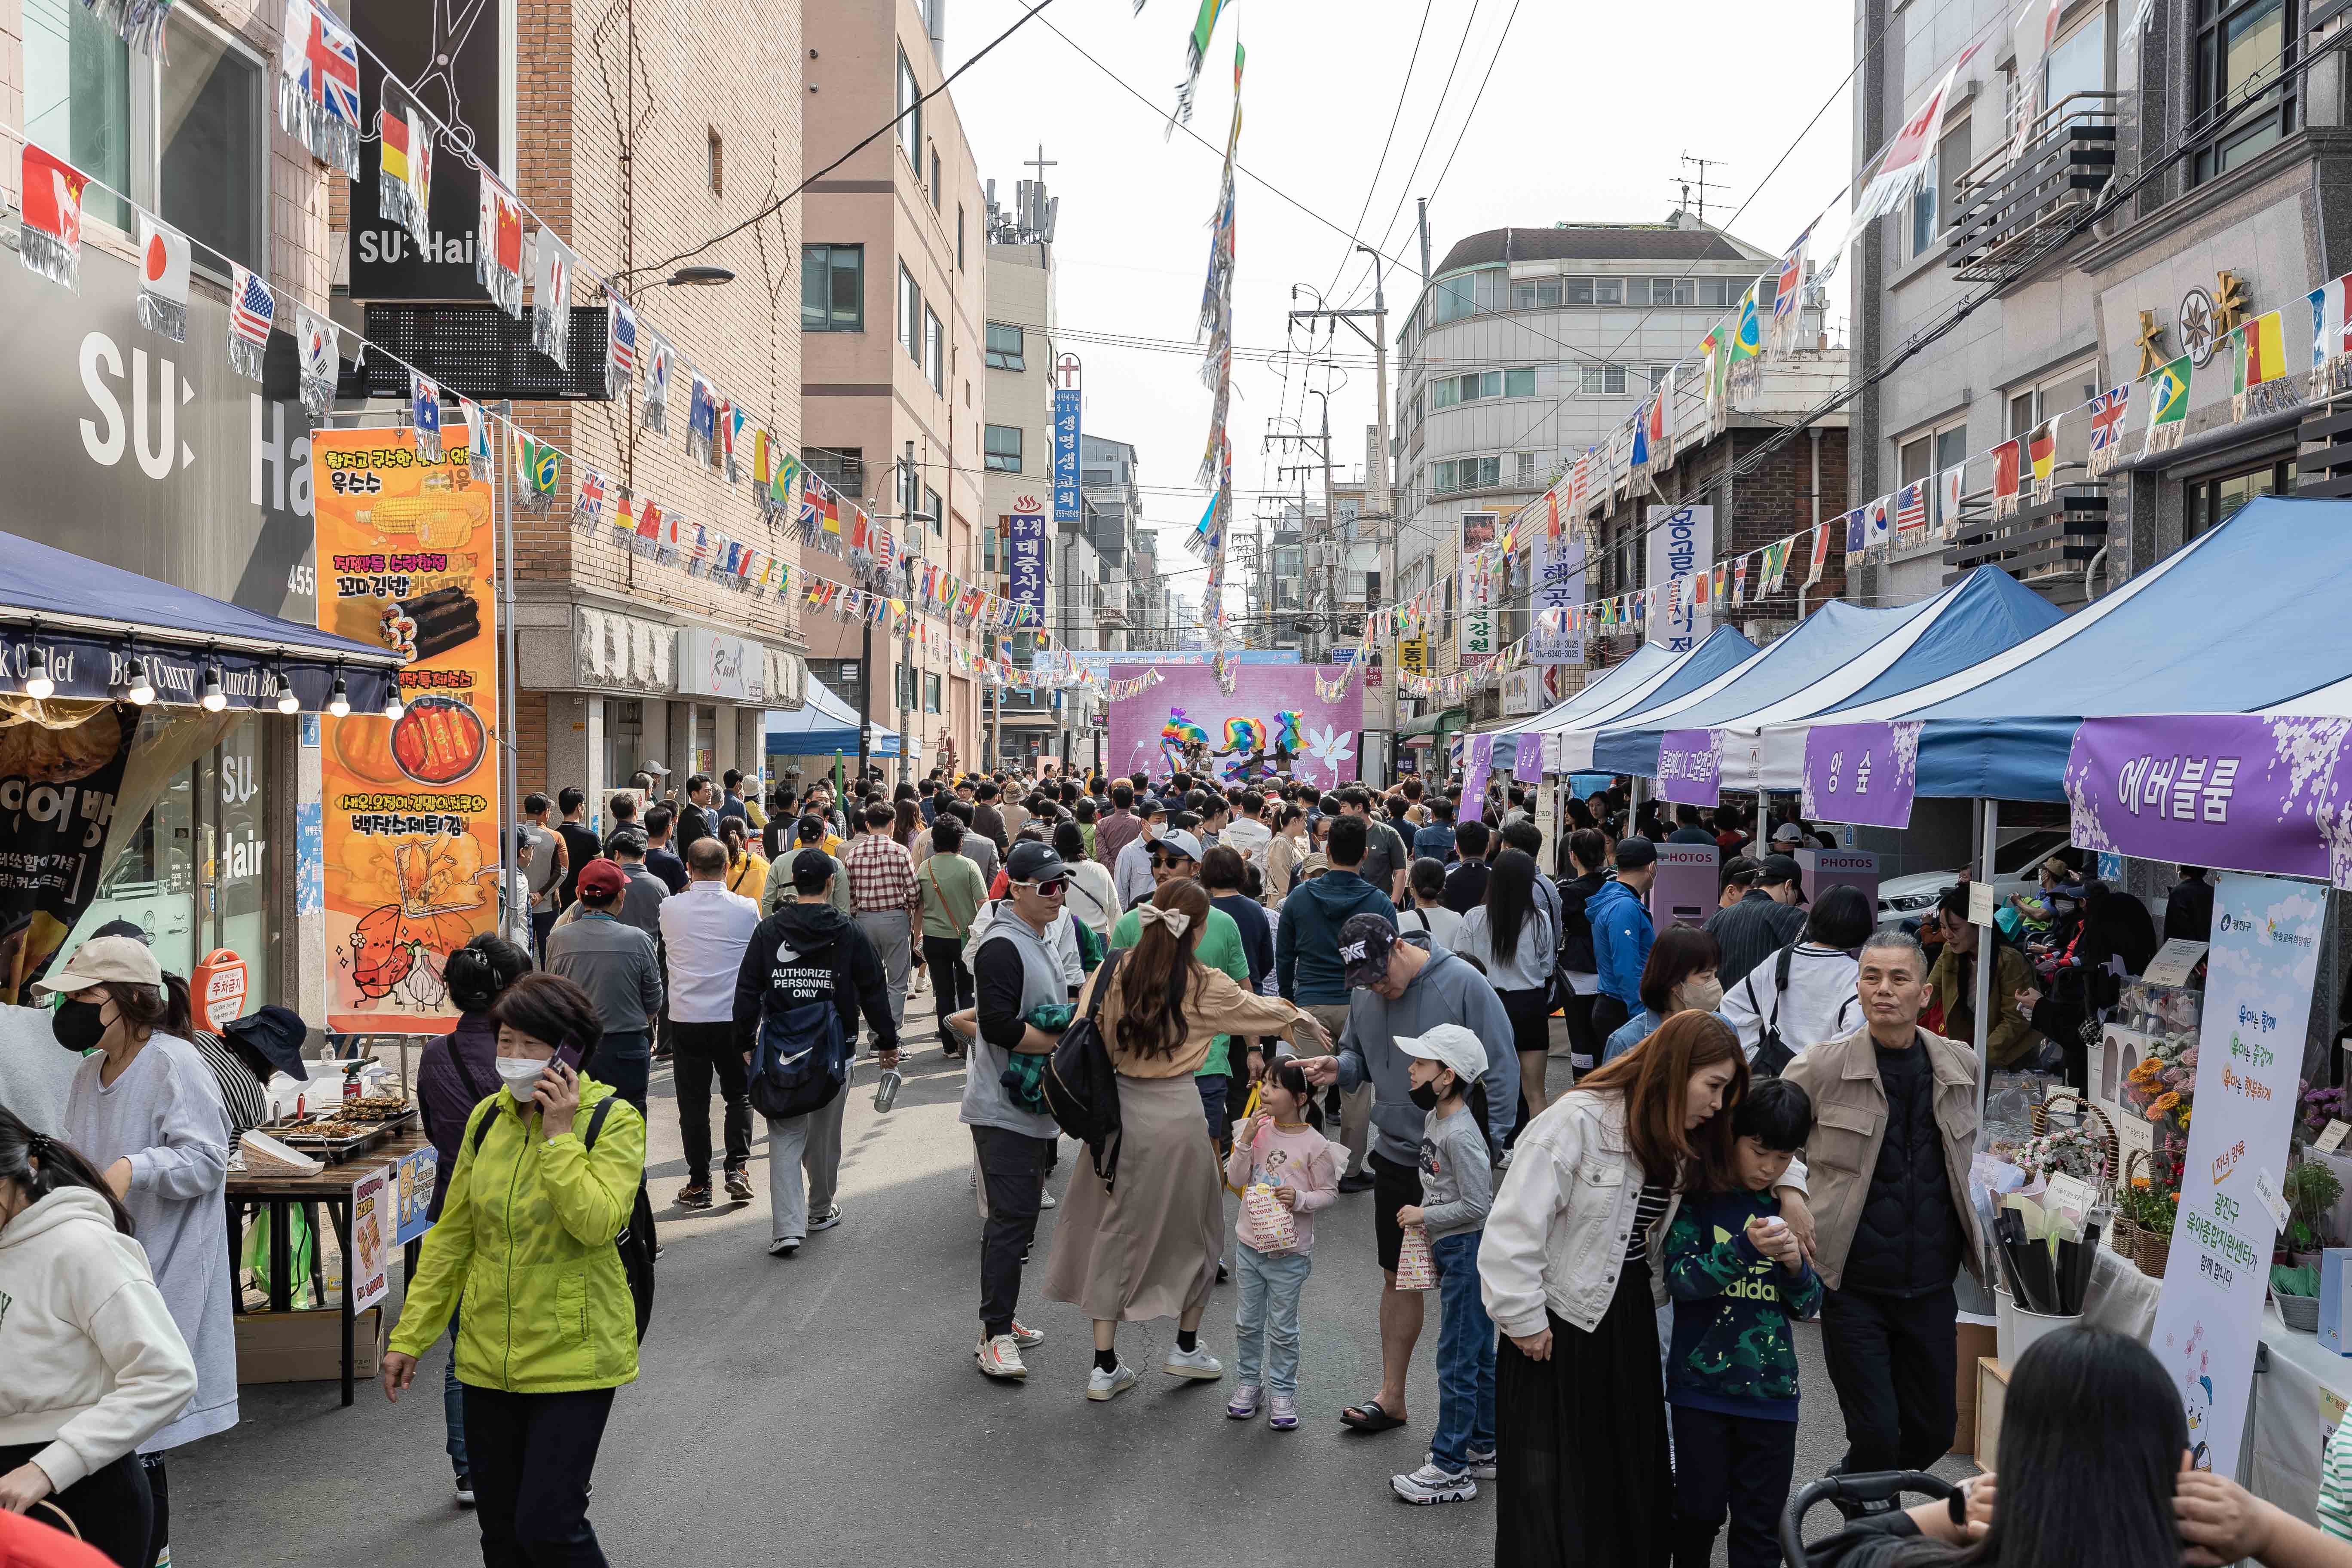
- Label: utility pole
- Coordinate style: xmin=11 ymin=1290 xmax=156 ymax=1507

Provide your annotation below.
xmin=1416 ymin=196 xmax=1432 ymax=286
xmin=899 ymin=439 xmax=914 ymax=785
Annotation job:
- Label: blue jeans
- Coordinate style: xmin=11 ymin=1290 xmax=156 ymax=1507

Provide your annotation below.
xmin=442 ymin=1306 xmax=468 ymax=1475
xmin=1430 ymin=1228 xmax=1497 ymax=1470
xmin=1234 ymin=1243 xmax=1312 ymax=1395
xmin=1196 ymin=1073 xmax=1228 ymax=1140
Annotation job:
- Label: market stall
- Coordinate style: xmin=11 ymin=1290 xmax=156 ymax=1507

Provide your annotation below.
xmin=1521 ymin=624 xmax=1759 ymax=772
xmin=765 ymin=672 xmax=900 ymax=772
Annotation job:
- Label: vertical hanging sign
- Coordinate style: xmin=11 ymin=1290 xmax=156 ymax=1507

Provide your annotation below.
xmin=1053 ymin=354 xmax=1083 ymax=523
xmin=1008 ymin=497 xmax=1047 ymax=642
xmin=1647 ymin=503 xmax=1715 ymax=652
xmin=310 ymin=425 xmax=503 ymax=1035
xmin=1529 ymin=528 xmax=1586 ymax=666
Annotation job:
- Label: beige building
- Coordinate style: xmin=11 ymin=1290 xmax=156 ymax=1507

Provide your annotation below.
xmin=800 ymin=0 xmax=987 ymax=779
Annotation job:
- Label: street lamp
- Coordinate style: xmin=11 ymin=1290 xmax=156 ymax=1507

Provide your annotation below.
xmin=663 ymin=266 xmax=735 ymax=287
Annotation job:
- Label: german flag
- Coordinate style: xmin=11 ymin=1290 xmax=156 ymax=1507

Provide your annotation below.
xmin=2027 ymin=421 xmax=2056 ymax=488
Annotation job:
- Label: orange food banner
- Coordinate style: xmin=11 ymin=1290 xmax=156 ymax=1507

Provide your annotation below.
xmin=310 ymin=426 xmax=501 ymax=1034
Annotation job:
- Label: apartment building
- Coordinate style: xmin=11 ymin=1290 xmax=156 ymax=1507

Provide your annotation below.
xmin=801 ymin=0 xmax=986 ymax=777
xmin=1081 ymin=433 xmax=1144 ymax=649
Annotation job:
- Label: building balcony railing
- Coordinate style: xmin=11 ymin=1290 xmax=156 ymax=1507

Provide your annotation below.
xmin=1942 ymin=478 xmax=2108 ymax=600
xmin=1946 ymin=91 xmax=2119 ymax=283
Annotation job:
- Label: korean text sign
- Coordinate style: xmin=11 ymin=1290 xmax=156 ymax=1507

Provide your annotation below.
xmin=1800 ymin=720 xmax=1920 ymax=829
xmin=1052 ymin=389 xmax=1081 ymax=523
xmin=1007 ymin=502 xmax=1047 ymax=625
xmin=2066 ymin=714 xmax=2343 ymax=885
xmin=1657 ymin=730 xmax=1723 ymax=807
xmin=2150 ymin=872 xmax=2325 ymax=1479
xmin=1529 ymin=529 xmax=1586 ymax=665
xmin=310 ymin=426 xmax=502 ymax=1035
xmin=1645 ymin=504 xmax=1712 ymax=652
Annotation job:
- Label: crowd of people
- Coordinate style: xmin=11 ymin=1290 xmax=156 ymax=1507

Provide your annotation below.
xmin=0 ymin=759 xmax=2328 ymax=1568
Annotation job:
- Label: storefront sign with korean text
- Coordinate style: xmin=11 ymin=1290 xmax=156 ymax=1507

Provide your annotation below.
xmin=2065 ymin=714 xmax=2352 ymax=886
xmin=1051 ymin=388 xmax=1081 ymax=523
xmin=1529 ymin=528 xmax=1586 ymax=665
xmin=2150 ymin=872 xmax=2324 ymax=1478
xmin=1646 ymin=504 xmax=1713 ymax=652
xmin=1801 ymin=720 xmax=1921 ymax=828
xmin=310 ymin=426 xmax=502 ymax=1035
xmin=1008 ymin=500 xmax=1047 ymax=624
xmin=1657 ymin=730 xmax=1723 ymax=806
xmin=0 ymin=704 xmax=138 ymax=1004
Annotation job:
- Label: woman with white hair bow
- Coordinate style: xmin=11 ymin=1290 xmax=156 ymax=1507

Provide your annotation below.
xmin=1041 ymin=879 xmax=1332 ymax=1402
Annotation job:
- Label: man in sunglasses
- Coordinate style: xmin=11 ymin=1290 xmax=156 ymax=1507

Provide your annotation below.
xmin=1109 ymin=830 xmax=1253 ymax=1139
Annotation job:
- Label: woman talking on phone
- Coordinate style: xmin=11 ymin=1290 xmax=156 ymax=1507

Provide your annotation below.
xmin=381 ymin=972 xmax=644 ymax=1567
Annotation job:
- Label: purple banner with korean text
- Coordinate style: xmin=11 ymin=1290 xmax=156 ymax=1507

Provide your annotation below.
xmin=1657 ymin=730 xmax=1723 ymax=806
xmin=1513 ymin=732 xmax=1545 ymax=784
xmin=2064 ymin=714 xmax=2352 ymax=888
xmin=1464 ymin=733 xmax=1495 ymax=811
xmin=1801 ymin=721 xmax=1921 ymax=829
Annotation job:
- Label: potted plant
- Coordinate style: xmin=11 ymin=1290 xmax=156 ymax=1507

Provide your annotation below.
xmin=2275 ymin=1264 xmax=2323 ymax=1332
xmin=2118 ymin=1173 xmax=2177 ymax=1278
xmin=2300 ymin=1084 xmax=2348 ymax=1145
xmin=2286 ymin=1158 xmax=2344 ymax=1268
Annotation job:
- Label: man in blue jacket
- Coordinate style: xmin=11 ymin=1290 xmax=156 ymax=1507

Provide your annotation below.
xmin=1587 ymin=835 xmax=1658 ymax=1044
xmin=1275 ymin=813 xmax=1396 ymax=1189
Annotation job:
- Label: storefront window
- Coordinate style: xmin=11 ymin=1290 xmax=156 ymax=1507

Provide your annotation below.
xmin=602 ymin=700 xmax=643 ymax=791
xmin=24 ymin=0 xmax=133 ymax=232
xmin=693 ymin=704 xmax=717 ymax=778
xmin=2188 ymin=459 xmax=2291 ymax=539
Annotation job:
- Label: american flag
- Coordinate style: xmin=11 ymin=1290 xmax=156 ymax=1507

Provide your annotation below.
xmin=229 ymin=265 xmax=275 ymax=347
xmin=1895 ymin=481 xmax=1929 ymax=536
xmin=2088 ymin=385 xmax=2130 ymax=457
xmin=300 ymin=4 xmax=361 ymax=130
xmin=607 ymin=296 xmax=637 ymax=374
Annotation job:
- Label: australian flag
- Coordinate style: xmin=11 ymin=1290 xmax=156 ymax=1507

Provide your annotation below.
xmin=410 ymin=373 xmax=442 ymax=462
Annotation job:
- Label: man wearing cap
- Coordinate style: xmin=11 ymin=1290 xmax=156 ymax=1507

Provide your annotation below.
xmin=1112 ymin=796 xmax=1168 ymax=910
xmin=1109 ymin=829 xmax=1252 ymax=1135
xmin=1709 ymin=851 xmax=1811 ymax=988
xmin=735 ymin=848 xmax=901 ymax=1256
xmin=965 ymin=841 xmax=1079 ymax=1379
xmin=545 ymin=859 xmax=664 ymax=1112
xmin=1298 ymin=913 xmax=1516 ymax=1435
xmin=1770 ymin=820 xmax=1807 ymax=853
xmin=1276 ymin=813 xmax=1399 ymax=1190
xmin=1587 ymin=836 xmax=1659 ymax=1044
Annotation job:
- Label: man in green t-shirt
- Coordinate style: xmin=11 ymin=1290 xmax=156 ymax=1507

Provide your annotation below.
xmin=1108 ymin=828 xmax=1249 ymax=1134
xmin=916 ymin=815 xmax=989 ymax=1057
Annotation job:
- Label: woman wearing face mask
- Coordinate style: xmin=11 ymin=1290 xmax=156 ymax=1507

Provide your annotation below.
xmin=1602 ymin=925 xmax=1730 ymax=1064
xmin=1455 ymin=849 xmax=1560 ymax=1131
xmin=382 ymin=972 xmax=643 ymax=1566
xmin=1479 ymin=1011 xmax=1757 ymax=1568
xmin=44 ymin=937 xmax=235 ymax=1568
xmin=0 ymin=1103 xmax=196 ymax=1567
xmin=414 ymin=932 xmax=531 ymax=1510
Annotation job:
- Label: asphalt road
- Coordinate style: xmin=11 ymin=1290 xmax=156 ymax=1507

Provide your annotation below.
xmin=175 ymin=1014 xmax=1971 ymax=1566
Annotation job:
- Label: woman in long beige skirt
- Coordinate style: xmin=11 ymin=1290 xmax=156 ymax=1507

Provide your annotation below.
xmin=1043 ymin=878 xmax=1329 ymax=1401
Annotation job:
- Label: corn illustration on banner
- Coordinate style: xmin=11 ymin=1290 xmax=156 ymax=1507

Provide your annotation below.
xmin=310 ymin=426 xmax=502 ymax=1034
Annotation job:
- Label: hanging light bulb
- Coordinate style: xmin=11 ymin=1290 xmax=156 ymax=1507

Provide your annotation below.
xmin=275 ymin=668 xmax=300 ymax=714
xmin=125 ymin=656 xmax=155 ymax=707
xmin=200 ymin=659 xmax=227 ymax=713
xmin=383 ymin=686 xmax=405 ymax=720
xmin=22 ymin=662 xmax=54 ymax=702
xmin=326 ymin=670 xmax=350 ymax=719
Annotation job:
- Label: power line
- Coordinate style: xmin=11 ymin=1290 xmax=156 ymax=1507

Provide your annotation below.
xmin=1314 ymin=0 xmax=1438 ymax=304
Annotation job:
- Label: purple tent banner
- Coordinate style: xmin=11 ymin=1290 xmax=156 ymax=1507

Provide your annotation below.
xmin=1657 ymin=730 xmax=1723 ymax=806
xmin=2064 ymin=714 xmax=2352 ymax=888
xmin=1801 ymin=721 xmax=1921 ymax=829
xmin=1464 ymin=732 xmax=1496 ymax=808
xmin=1513 ymin=733 xmax=1544 ymax=783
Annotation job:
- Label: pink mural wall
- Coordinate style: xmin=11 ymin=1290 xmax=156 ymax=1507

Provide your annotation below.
xmin=1107 ymin=665 xmax=1365 ymax=789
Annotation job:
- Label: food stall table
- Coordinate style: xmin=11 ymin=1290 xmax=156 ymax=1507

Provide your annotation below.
xmin=2250 ymin=1302 xmax=2352 ymax=1527
xmin=227 ymin=1127 xmax=429 ymax=1407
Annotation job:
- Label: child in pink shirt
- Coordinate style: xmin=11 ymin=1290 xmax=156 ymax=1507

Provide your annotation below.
xmin=1223 ymin=1058 xmax=1340 ymax=1430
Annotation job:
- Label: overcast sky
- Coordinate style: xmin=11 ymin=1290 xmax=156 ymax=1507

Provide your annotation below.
xmin=952 ymin=0 xmax=1859 ymax=625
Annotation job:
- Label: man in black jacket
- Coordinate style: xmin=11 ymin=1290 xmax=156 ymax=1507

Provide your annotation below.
xmin=1707 ymin=852 xmax=1811 ymax=991
xmin=732 ymin=848 xmax=900 ymax=1257
xmin=677 ymin=773 xmax=719 ymax=856
xmin=2165 ymin=864 xmax=2215 ymax=941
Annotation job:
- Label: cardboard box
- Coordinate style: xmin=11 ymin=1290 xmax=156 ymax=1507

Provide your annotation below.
xmin=2321 ymin=1248 xmax=2352 ymax=1355
xmin=1976 ymin=1357 xmax=2011 ymax=1468
xmin=234 ymin=1308 xmax=385 ymax=1384
xmin=1952 ymin=1325 xmax=1998 ymax=1456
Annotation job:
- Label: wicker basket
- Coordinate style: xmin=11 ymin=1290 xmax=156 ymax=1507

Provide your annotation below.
xmin=2134 ymin=1224 xmax=2172 ymax=1278
xmin=2110 ymin=1214 xmax=2141 ymax=1254
xmin=2033 ymin=1090 xmax=2121 ymax=1197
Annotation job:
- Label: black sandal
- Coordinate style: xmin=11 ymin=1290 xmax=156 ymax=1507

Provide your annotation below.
xmin=1339 ymin=1399 xmax=1406 ymax=1432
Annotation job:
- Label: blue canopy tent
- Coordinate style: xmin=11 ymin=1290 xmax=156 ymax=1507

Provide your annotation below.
xmin=1589 ymin=568 xmax=2065 ymax=788
xmin=1489 ymin=640 xmax=1675 ymax=775
xmin=1543 ymin=625 xmax=1761 ymax=771
xmin=1759 ymin=497 xmax=2352 ymax=800
xmin=766 ymin=673 xmax=899 ymax=760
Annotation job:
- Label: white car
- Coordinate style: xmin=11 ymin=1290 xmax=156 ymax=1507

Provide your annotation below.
xmin=1874 ymin=829 xmax=2074 ymax=930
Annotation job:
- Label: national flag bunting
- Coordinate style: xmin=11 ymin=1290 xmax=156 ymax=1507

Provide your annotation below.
xmin=1991 ymin=438 xmax=2023 ymax=518
xmin=2086 ymin=385 xmax=2132 ymax=477
xmin=135 ymin=213 xmax=190 ymax=341
xmin=2027 ymin=420 xmax=2057 ymax=496
xmin=279 ymin=0 xmax=362 ymax=177
xmin=227 ymin=264 xmax=276 ymax=381
xmin=477 ymin=171 xmax=525 ymax=317
xmin=377 ymin=80 xmax=434 ymax=248
xmin=1807 ymin=523 xmax=1830 ymax=586
xmin=606 ymin=292 xmax=637 ymax=401
xmin=1894 ymin=481 xmax=1928 ymax=542
xmin=17 ymin=144 xmax=87 ymax=291
xmin=410 ymin=373 xmax=443 ymax=463
xmin=2145 ymin=354 xmax=2191 ymax=454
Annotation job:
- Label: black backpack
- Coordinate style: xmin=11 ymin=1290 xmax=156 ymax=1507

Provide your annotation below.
xmin=471 ymin=1096 xmax=655 ymax=1342
xmin=746 ymin=932 xmax=854 ymax=1121
xmin=1740 ymin=942 xmax=1860 ymax=1079
xmin=1042 ymin=947 xmax=1128 ymax=1188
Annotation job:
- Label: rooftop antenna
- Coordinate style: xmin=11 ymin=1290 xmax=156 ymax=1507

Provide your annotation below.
xmin=1678 ymin=153 xmax=1729 ymax=224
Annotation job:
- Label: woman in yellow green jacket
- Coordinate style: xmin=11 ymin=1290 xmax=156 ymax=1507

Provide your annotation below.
xmin=381 ymin=972 xmax=643 ymax=1565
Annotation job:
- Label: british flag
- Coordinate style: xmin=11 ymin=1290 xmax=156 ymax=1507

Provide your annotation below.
xmin=2087 ymin=384 xmax=2131 ymax=473
xmin=229 ymin=265 xmax=275 ymax=348
xmin=1895 ymin=481 xmax=1929 ymax=537
xmin=576 ymin=468 xmax=607 ymax=528
xmin=288 ymin=1 xmax=361 ymax=134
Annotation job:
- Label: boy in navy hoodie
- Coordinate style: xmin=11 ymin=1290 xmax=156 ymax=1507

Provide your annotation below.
xmin=1662 ymin=1078 xmax=1824 ymax=1568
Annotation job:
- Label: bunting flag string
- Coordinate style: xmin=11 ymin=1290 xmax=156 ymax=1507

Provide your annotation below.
xmin=378 ymin=79 xmax=435 ymax=249
xmin=135 ymin=212 xmax=190 ymax=341
xmin=532 ymin=227 xmax=573 ymax=360
xmin=278 ymin=0 xmax=361 ymax=178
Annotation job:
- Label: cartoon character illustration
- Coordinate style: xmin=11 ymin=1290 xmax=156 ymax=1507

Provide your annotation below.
xmin=2184 ymin=1374 xmax=2213 ymax=1471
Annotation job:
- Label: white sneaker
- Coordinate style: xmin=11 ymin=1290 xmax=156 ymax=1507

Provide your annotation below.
xmin=1463 ymin=1447 xmax=1499 ymax=1480
xmin=1162 ymin=1343 xmax=1223 ymax=1380
xmin=1009 ymin=1320 xmax=1045 ymax=1349
xmin=1087 ymin=1362 xmax=1139 ymax=1401
xmin=766 ymin=1237 xmax=799 ymax=1258
xmin=975 ymin=1334 xmax=1028 ymax=1380
xmin=1226 ymin=1384 xmax=1263 ymax=1419
xmin=1039 ymin=1188 xmax=1058 ymax=1210
xmin=808 ymin=1204 xmax=843 ymax=1232
xmin=1392 ymin=1462 xmax=1477 ymax=1504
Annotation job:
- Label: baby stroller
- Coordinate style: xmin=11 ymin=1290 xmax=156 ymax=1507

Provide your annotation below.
xmin=1778 ymin=1470 xmax=1957 ymax=1566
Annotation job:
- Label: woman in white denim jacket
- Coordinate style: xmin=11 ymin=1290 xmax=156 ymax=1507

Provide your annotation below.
xmin=1478 ymin=1011 xmax=1812 ymax=1568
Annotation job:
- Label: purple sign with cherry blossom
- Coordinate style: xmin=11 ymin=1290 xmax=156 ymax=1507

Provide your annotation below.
xmin=2064 ymin=713 xmax=2352 ymax=888
xmin=1657 ymin=730 xmax=1723 ymax=806
xmin=1801 ymin=721 xmax=1922 ymax=829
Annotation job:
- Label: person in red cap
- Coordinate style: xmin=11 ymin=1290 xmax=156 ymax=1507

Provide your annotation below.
xmin=543 ymin=860 xmax=664 ymax=1113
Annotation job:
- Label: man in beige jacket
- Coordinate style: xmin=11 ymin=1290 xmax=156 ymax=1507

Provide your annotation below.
xmin=1782 ymin=928 xmax=1981 ymax=1479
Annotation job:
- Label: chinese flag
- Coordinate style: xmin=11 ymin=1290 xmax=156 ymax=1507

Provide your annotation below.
xmin=1992 ymin=439 xmax=2021 ymax=506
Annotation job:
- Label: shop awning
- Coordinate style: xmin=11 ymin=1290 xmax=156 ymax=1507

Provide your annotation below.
xmin=1651 ymin=567 xmax=2064 ymax=791
xmin=1491 ymin=641 xmax=1678 ymax=738
xmin=1542 ymin=626 xmax=1761 ymax=772
xmin=766 ymin=673 xmax=899 ymax=758
xmin=1762 ymin=496 xmax=2352 ymax=801
xmin=0 ymin=530 xmax=398 ymax=713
